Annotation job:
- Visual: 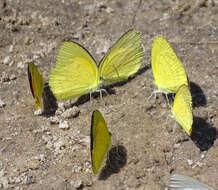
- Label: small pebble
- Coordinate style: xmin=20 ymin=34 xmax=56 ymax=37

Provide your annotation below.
xmin=49 ymin=116 xmax=60 ymax=124
xmin=105 ymin=7 xmax=114 ymax=13
xmin=9 ymin=74 xmax=16 ymax=80
xmin=34 ymin=109 xmax=43 ymax=115
xmin=17 ymin=61 xmax=24 ymax=69
xmin=59 ymin=120 xmax=69 ymax=129
xmin=9 ymin=45 xmax=14 ymax=53
xmin=71 ymin=179 xmax=82 ymax=188
xmin=0 ymin=99 xmax=6 ymax=108
xmin=3 ymin=56 xmax=10 ymax=65
xmin=27 ymin=158 xmax=40 ymax=170
xmin=187 ymin=159 xmax=193 ymax=165
xmin=80 ymin=136 xmax=90 ymax=145
xmin=33 ymin=54 xmax=40 ymax=60
xmin=173 ymin=143 xmax=180 ymax=148
xmin=9 ymin=60 xmax=14 ymax=67
xmin=61 ymin=107 xmax=80 ymax=119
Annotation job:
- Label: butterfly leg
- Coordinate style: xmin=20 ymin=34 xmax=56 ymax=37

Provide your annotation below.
xmin=89 ymin=92 xmax=92 ymax=102
xmin=96 ymin=88 xmax=108 ymax=99
xmin=164 ymin=93 xmax=170 ymax=107
xmin=147 ymin=90 xmax=155 ymax=101
xmin=173 ymin=120 xmax=177 ymax=134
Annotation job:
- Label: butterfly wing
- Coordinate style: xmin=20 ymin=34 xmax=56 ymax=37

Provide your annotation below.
xmin=91 ymin=110 xmax=112 ymax=174
xmin=170 ymin=174 xmax=215 ymax=190
xmin=99 ymin=29 xmax=144 ymax=84
xmin=49 ymin=42 xmax=100 ymax=100
xmin=152 ymin=36 xmax=188 ymax=93
xmin=27 ymin=63 xmax=44 ymax=110
xmin=172 ymin=85 xmax=193 ymax=135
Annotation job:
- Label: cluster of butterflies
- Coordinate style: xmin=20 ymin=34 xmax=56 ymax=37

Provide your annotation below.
xmin=27 ymin=29 xmax=215 ymax=189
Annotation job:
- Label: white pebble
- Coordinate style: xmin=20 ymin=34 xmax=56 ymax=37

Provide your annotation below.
xmin=17 ymin=61 xmax=24 ymax=69
xmin=54 ymin=140 xmax=65 ymax=151
xmin=9 ymin=45 xmax=13 ymax=53
xmin=71 ymin=179 xmax=82 ymax=188
xmin=80 ymin=136 xmax=90 ymax=145
xmin=105 ymin=7 xmax=114 ymax=13
xmin=0 ymin=99 xmax=6 ymax=108
xmin=49 ymin=116 xmax=60 ymax=124
xmin=9 ymin=60 xmax=14 ymax=67
xmin=61 ymin=107 xmax=80 ymax=119
xmin=173 ymin=143 xmax=180 ymax=148
xmin=3 ymin=56 xmax=10 ymax=65
xmin=9 ymin=74 xmax=16 ymax=80
xmin=59 ymin=120 xmax=69 ymax=129
xmin=187 ymin=159 xmax=193 ymax=165
xmin=34 ymin=109 xmax=43 ymax=115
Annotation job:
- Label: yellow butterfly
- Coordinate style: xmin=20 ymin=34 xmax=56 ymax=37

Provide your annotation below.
xmin=27 ymin=63 xmax=44 ymax=110
xmin=151 ymin=36 xmax=188 ymax=96
xmin=91 ymin=110 xmax=112 ymax=174
xmin=49 ymin=29 xmax=144 ymax=100
xmin=171 ymin=85 xmax=193 ymax=135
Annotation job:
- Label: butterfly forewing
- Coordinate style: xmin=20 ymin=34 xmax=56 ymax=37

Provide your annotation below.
xmin=49 ymin=42 xmax=100 ymax=100
xmin=152 ymin=36 xmax=188 ymax=93
xmin=99 ymin=29 xmax=144 ymax=84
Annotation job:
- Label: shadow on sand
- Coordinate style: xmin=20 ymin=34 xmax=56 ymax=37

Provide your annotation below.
xmin=190 ymin=82 xmax=207 ymax=108
xmin=98 ymin=145 xmax=127 ymax=180
xmin=191 ymin=116 xmax=217 ymax=151
xmin=42 ymin=83 xmax=58 ymax=116
xmin=72 ymin=65 xmax=150 ymax=107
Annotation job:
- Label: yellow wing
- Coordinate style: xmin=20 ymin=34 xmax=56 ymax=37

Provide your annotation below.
xmin=49 ymin=42 xmax=100 ymax=100
xmin=27 ymin=63 xmax=44 ymax=110
xmin=91 ymin=110 xmax=112 ymax=174
xmin=171 ymin=85 xmax=193 ymax=135
xmin=99 ymin=29 xmax=144 ymax=84
xmin=152 ymin=36 xmax=188 ymax=93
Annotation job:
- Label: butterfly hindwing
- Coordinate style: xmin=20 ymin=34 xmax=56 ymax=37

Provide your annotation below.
xmin=28 ymin=63 xmax=44 ymax=110
xmin=172 ymin=85 xmax=193 ymax=135
xmin=91 ymin=110 xmax=112 ymax=174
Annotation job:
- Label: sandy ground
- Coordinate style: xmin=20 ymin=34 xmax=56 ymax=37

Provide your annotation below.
xmin=0 ymin=0 xmax=218 ymax=189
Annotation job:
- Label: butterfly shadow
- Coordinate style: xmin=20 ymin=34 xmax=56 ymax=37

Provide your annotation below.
xmin=190 ymin=82 xmax=207 ymax=108
xmin=191 ymin=116 xmax=217 ymax=151
xmin=98 ymin=145 xmax=127 ymax=180
xmin=106 ymin=65 xmax=150 ymax=89
xmin=72 ymin=65 xmax=150 ymax=107
xmin=71 ymin=88 xmax=116 ymax=107
xmin=42 ymin=83 xmax=58 ymax=116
